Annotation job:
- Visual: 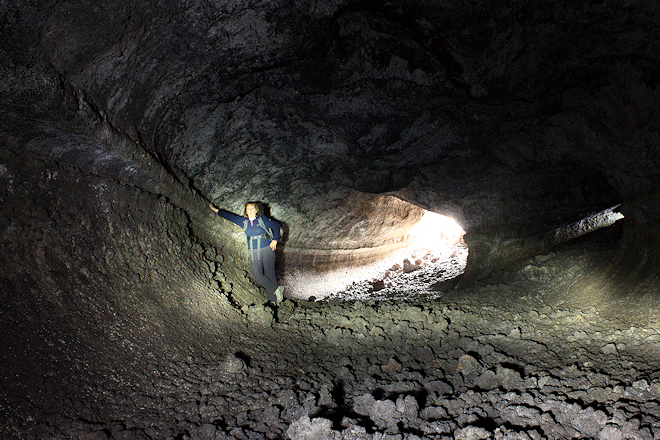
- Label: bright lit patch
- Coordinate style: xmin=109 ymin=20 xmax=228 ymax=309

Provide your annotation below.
xmin=407 ymin=211 xmax=465 ymax=249
xmin=284 ymin=209 xmax=468 ymax=302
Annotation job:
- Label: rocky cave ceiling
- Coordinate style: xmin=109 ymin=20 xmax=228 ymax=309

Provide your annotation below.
xmin=3 ymin=1 xmax=659 ymax=276
xmin=4 ymin=3 xmax=659 ymax=279
xmin=1 ymin=0 xmax=660 ymax=437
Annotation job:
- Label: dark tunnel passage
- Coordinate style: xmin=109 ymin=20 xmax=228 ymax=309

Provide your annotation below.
xmin=2 ymin=1 xmax=660 ymax=439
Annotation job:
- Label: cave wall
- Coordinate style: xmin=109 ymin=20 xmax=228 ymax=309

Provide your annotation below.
xmin=0 ymin=143 xmax=267 ymax=424
xmin=0 ymin=144 xmax=239 ymax=339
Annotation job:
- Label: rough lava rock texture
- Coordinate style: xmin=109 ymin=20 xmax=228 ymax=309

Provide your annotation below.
xmin=1 ymin=0 xmax=660 ymax=439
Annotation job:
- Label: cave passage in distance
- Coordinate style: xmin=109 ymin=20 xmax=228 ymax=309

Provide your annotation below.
xmin=284 ymin=208 xmax=468 ymax=301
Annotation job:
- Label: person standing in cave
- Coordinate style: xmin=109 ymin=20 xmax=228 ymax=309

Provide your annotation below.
xmin=209 ymin=201 xmax=284 ymax=305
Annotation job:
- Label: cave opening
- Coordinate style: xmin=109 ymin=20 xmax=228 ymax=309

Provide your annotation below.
xmin=283 ymin=198 xmax=468 ymax=301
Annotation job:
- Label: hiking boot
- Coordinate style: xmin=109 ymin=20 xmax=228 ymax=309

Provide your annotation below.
xmin=275 ymin=286 xmax=284 ymax=303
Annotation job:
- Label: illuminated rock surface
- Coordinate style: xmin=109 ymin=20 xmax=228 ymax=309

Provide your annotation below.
xmin=1 ymin=0 xmax=660 ymax=438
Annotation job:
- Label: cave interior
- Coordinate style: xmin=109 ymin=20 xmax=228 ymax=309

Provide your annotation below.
xmin=1 ymin=1 xmax=660 ymax=439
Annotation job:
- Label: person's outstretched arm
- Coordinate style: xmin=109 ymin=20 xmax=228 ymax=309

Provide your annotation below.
xmin=209 ymin=203 xmax=245 ymax=227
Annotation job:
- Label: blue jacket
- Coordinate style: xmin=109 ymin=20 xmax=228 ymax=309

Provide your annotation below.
xmin=217 ymin=209 xmax=281 ymax=248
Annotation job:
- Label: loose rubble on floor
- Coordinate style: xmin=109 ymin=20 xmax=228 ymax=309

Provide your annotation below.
xmin=5 ymin=245 xmax=660 ymax=440
xmin=285 ymin=242 xmax=468 ymax=302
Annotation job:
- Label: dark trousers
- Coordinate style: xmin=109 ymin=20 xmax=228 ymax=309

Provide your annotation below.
xmin=249 ymin=245 xmax=278 ymax=302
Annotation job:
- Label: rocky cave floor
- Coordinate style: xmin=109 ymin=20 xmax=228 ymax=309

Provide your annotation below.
xmin=5 ymin=235 xmax=660 ymax=440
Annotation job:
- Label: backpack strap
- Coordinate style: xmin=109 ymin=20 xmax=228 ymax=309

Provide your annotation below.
xmin=257 ymin=216 xmax=274 ymax=241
